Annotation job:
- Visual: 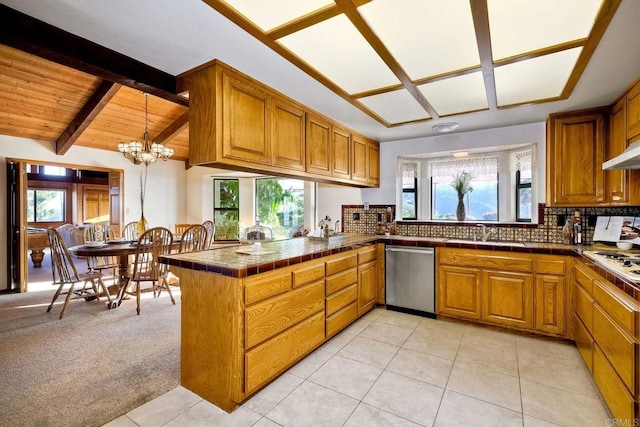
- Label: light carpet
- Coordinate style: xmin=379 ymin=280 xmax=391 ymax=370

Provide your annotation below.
xmin=0 ymin=283 xmax=181 ymax=427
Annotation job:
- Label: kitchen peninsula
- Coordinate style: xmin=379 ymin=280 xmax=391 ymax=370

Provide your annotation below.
xmin=160 ymin=233 xmax=383 ymax=412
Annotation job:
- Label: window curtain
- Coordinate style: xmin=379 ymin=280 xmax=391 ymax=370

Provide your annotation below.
xmin=398 ymin=159 xmax=418 ymax=180
xmin=429 ymin=155 xmax=499 ymax=183
xmin=509 ymin=147 xmax=534 ymax=172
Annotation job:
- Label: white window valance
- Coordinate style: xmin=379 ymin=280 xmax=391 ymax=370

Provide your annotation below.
xmin=398 ymin=160 xmax=418 ymax=179
xmin=510 ymin=148 xmax=533 ymax=172
xmin=429 ymin=155 xmax=499 ymax=183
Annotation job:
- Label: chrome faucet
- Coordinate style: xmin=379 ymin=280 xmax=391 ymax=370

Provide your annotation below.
xmin=476 ymin=224 xmax=495 ymax=242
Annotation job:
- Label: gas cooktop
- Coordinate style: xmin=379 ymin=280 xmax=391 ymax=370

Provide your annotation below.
xmin=582 ymin=250 xmax=640 ymax=283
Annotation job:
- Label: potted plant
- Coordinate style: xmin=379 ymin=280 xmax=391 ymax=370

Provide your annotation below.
xmin=451 ymin=171 xmax=473 ymax=221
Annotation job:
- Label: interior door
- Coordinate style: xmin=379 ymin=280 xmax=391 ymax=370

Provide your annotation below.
xmin=6 ymin=160 xmax=28 ymax=292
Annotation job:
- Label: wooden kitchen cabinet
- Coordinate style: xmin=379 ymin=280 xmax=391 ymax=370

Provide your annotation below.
xmin=331 ymin=124 xmax=351 ymax=180
xmin=305 ymin=113 xmax=332 ymax=176
xmin=546 ymin=108 xmax=607 ymax=206
xmin=437 ymin=265 xmax=482 ymax=320
xmin=569 ymin=259 xmax=640 ymax=422
xmin=607 ymin=97 xmax=631 ymax=204
xmin=351 ymin=133 xmax=380 ymax=187
xmin=179 ymin=60 xmax=380 ymax=187
xmin=626 ymin=79 xmax=640 ymax=140
xmin=437 ymin=248 xmax=568 ymax=337
xmin=482 ymin=271 xmax=533 ymax=329
xmin=221 ymin=71 xmax=271 ymax=165
xmin=272 ymin=97 xmax=305 ymax=171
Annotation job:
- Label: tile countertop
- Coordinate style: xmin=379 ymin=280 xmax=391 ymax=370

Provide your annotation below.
xmin=159 ymin=233 xmax=640 ymax=301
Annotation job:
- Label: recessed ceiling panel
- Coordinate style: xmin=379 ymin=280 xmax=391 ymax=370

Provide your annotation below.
xmin=278 ymin=14 xmax=400 ymax=94
xmin=358 ymin=89 xmax=430 ymax=124
xmin=359 ymin=0 xmax=480 ymax=80
xmin=418 ymin=72 xmax=488 ymax=116
xmin=494 ymin=47 xmax=583 ymax=106
xmin=488 ymin=0 xmax=602 ymax=60
xmin=221 ymin=0 xmax=332 ymax=32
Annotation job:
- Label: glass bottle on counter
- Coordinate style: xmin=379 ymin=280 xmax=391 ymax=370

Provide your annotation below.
xmin=562 ymin=218 xmax=572 ymax=245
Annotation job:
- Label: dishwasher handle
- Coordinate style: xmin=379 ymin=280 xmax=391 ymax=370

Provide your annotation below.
xmin=385 ymin=246 xmax=434 ymax=255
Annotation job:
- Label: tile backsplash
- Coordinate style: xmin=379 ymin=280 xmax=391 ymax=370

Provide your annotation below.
xmin=342 ymin=204 xmax=640 ymax=244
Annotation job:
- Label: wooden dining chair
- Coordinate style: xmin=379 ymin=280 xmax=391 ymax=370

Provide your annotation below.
xmin=122 ymin=221 xmax=141 ymax=240
xmin=174 ymin=223 xmax=192 ymax=237
xmin=47 ymin=228 xmax=112 ymax=318
xmin=166 ymin=224 xmax=209 ymax=288
xmin=82 ymin=223 xmax=118 ymax=279
xmin=202 ymin=220 xmax=215 ymax=248
xmin=122 ymin=227 xmax=175 ymax=315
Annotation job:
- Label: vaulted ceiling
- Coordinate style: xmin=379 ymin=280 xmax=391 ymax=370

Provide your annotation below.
xmin=0 ymin=0 xmax=639 ymax=163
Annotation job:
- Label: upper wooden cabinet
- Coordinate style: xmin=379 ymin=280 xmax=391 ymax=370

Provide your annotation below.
xmin=272 ymin=97 xmax=305 ymax=171
xmin=547 ymin=77 xmax=640 ymax=207
xmin=305 ymin=113 xmax=331 ymax=176
xmin=222 ymin=72 xmax=271 ymax=165
xmin=352 ymin=133 xmax=380 ymax=187
xmin=179 ymin=60 xmax=379 ymax=187
xmin=546 ymin=109 xmax=607 ymax=206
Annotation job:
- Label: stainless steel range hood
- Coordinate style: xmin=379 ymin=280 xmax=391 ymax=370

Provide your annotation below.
xmin=603 ymin=140 xmax=640 ymax=170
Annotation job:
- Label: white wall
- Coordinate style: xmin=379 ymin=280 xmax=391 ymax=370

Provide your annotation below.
xmin=316 ymin=183 xmax=363 ymax=231
xmin=0 ymin=135 xmax=187 ymax=288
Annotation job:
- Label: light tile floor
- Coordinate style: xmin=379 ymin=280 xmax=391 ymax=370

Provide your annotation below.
xmin=104 ymin=308 xmax=612 ymax=427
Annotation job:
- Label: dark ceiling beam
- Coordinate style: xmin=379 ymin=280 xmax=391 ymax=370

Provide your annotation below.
xmin=0 ymin=4 xmax=188 ymax=107
xmin=334 ymin=0 xmax=439 ymax=119
xmin=153 ymin=111 xmax=189 ymax=143
xmin=55 ymin=81 xmax=122 ymax=155
xmin=470 ymin=0 xmax=498 ymax=111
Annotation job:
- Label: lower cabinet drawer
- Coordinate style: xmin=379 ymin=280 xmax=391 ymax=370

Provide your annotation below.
xmin=326 ymin=302 xmax=358 ymax=337
xmin=245 ymin=312 xmax=325 ymax=394
xmin=592 ymin=304 xmax=638 ymax=395
xmin=571 ymin=310 xmax=594 ymax=372
xmin=593 ymin=279 xmax=639 ymax=338
xmin=572 ymin=280 xmax=594 ymax=331
xmin=326 ymin=268 xmax=357 ymax=295
xmin=326 ymin=284 xmax=357 ymax=317
xmin=593 ymin=344 xmax=637 ymax=422
xmin=245 ymin=280 xmax=324 ymax=349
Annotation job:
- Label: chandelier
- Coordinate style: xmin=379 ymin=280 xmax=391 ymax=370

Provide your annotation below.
xmin=117 ymin=93 xmax=174 ymax=165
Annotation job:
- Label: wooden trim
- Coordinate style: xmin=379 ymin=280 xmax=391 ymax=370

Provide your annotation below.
xmin=55 ymin=81 xmax=122 ymax=155
xmin=0 ymin=4 xmax=187 ymax=106
xmin=470 ymin=0 xmax=497 ymax=110
xmin=335 ymin=0 xmax=438 ymax=119
xmin=561 ymin=0 xmax=621 ymax=98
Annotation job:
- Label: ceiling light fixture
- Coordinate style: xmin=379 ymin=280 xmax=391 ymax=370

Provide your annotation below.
xmin=432 ymin=122 xmax=459 ymax=133
xmin=452 ymin=151 xmax=469 ymax=158
xmin=117 ymin=93 xmax=174 ymax=165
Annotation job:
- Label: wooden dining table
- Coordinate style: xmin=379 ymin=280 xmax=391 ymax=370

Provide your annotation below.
xmin=69 ymin=241 xmax=139 ymax=308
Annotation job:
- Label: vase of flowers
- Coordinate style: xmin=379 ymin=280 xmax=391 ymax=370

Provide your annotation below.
xmin=451 ymin=171 xmax=473 ymax=221
xmin=137 ymin=167 xmax=148 ymax=237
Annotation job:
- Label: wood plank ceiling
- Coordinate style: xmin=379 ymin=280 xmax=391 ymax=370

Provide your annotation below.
xmin=0 ymin=44 xmax=190 ymax=161
xmin=0 ymin=4 xmax=190 ymax=163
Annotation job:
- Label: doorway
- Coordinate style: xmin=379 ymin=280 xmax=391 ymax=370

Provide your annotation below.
xmin=6 ymin=158 xmax=124 ymax=293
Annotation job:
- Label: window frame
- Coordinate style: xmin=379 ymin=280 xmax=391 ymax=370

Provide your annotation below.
xmin=515 ymin=169 xmax=532 ymax=222
xmin=213 ymin=178 xmax=240 ymax=241
xmin=401 ymin=176 xmax=418 ymax=220
xmin=26 ymin=181 xmax=72 ymax=228
xmin=255 ymin=177 xmax=306 ymax=239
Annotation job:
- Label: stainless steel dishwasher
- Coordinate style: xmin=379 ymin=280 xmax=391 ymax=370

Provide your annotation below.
xmin=385 ymin=245 xmax=436 ymax=318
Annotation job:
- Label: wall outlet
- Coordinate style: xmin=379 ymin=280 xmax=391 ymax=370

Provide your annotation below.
xmin=353 ymin=213 xmax=360 ymax=221
xmin=377 ymin=213 xmax=382 ymax=222
xmin=364 ymin=202 xmax=369 ymax=210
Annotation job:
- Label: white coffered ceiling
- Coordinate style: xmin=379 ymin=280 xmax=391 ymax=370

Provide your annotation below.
xmin=2 ymin=0 xmax=640 ymax=143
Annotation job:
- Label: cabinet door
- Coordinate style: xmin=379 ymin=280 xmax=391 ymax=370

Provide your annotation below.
xmin=607 ymin=98 xmax=632 ymax=204
xmin=272 ymin=97 xmax=305 ymax=171
xmin=437 ymin=266 xmax=481 ymax=320
xmin=351 ymin=134 xmax=368 ymax=184
xmin=571 ymin=311 xmax=594 ymax=372
xmin=367 ymin=141 xmax=380 ymax=187
xmin=482 ymin=271 xmax=533 ymax=328
xmin=535 ymin=274 xmax=565 ymax=336
xmin=331 ymin=125 xmax=351 ymax=180
xmin=357 ymin=260 xmax=377 ymax=315
xmin=627 ymin=81 xmax=640 ymax=140
xmin=222 ymin=72 xmax=271 ymax=164
xmin=305 ymin=114 xmax=331 ymax=176
xmin=547 ymin=110 xmax=606 ymax=206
